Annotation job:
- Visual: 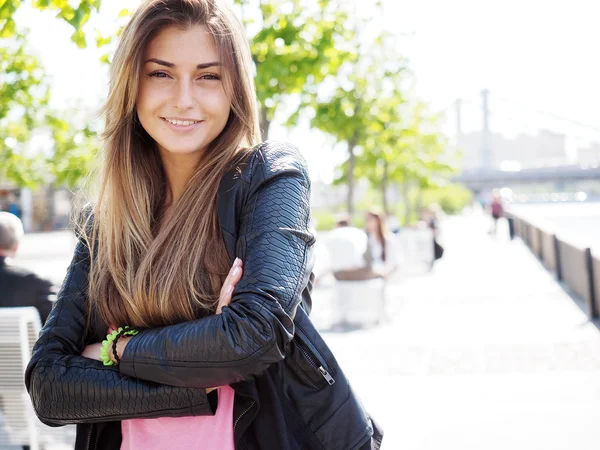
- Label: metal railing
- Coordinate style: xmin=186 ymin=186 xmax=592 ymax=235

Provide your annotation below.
xmin=507 ymin=213 xmax=599 ymax=319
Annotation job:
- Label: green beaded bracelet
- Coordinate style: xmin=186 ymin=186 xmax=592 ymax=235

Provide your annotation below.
xmin=100 ymin=326 xmax=139 ymax=366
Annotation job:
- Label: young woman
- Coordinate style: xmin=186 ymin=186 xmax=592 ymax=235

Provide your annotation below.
xmin=25 ymin=1 xmax=382 ymax=449
xmin=365 ymin=211 xmax=398 ymax=279
xmin=365 ymin=210 xmax=398 ymax=321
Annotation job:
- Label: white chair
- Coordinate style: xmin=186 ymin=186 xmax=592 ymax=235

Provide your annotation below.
xmin=395 ymin=227 xmax=435 ymax=273
xmin=0 ymin=307 xmax=76 ymax=450
xmin=324 ymin=228 xmax=385 ymax=327
xmin=0 ymin=307 xmax=42 ymax=450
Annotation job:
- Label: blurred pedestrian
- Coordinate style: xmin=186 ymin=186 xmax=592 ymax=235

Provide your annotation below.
xmin=24 ymin=1 xmax=381 ymax=449
xmin=6 ymin=193 xmax=21 ymax=219
xmin=325 ymin=216 xmax=374 ymax=281
xmin=0 ymin=212 xmax=55 ymax=324
xmin=365 ymin=210 xmax=399 ymax=279
xmin=365 ymin=210 xmax=398 ymax=322
xmin=488 ymin=189 xmax=504 ymax=235
xmin=421 ymin=206 xmax=444 ymax=269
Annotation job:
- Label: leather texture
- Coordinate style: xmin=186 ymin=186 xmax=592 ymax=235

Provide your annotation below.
xmin=25 ymin=141 xmax=382 ymax=450
xmin=24 ymin=240 xmax=214 ymax=425
xmin=119 ymin=141 xmax=314 ymax=388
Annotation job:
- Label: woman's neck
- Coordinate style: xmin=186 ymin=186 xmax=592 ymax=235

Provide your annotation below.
xmin=159 ymin=149 xmax=203 ymax=206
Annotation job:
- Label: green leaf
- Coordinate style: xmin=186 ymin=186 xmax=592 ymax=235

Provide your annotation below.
xmin=70 ymin=29 xmax=86 ymax=48
xmin=96 ymin=31 xmax=112 ymax=47
xmin=0 ymin=17 xmax=16 ymax=37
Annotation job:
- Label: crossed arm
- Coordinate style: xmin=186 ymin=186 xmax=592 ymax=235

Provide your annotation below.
xmin=25 ymin=145 xmax=314 ymax=425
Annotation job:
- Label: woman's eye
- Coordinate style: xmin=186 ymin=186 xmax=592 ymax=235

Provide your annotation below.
xmin=199 ymin=73 xmax=220 ymax=81
xmin=147 ymin=71 xmax=169 ymax=78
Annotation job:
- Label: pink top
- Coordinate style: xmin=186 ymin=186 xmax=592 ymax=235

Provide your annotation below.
xmin=121 ymin=386 xmax=235 ymax=450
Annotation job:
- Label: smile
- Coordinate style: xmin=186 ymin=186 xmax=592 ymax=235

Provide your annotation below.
xmin=162 ymin=117 xmax=202 ymax=126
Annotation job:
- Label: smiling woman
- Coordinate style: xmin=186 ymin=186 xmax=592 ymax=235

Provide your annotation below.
xmin=138 ymin=27 xmax=231 ymax=159
xmin=24 ymin=1 xmax=382 ymax=450
xmin=137 ymin=25 xmax=233 ymax=207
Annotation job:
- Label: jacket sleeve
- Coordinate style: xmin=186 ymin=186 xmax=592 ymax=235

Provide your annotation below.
xmin=27 ymin=273 xmax=55 ymax=324
xmin=119 ymin=142 xmax=315 ymax=388
xmin=24 ymin=239 xmax=215 ymax=426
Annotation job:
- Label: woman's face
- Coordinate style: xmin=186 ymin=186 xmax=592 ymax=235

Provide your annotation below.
xmin=365 ymin=214 xmax=378 ymax=233
xmin=137 ymin=25 xmax=231 ymax=158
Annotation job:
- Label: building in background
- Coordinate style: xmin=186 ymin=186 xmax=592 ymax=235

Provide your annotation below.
xmin=577 ymin=142 xmax=600 ymax=167
xmin=458 ymin=129 xmax=568 ymax=170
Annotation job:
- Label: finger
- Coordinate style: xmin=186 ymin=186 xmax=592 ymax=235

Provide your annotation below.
xmin=222 ymin=258 xmax=241 ymax=288
xmin=230 ymin=260 xmax=243 ymax=284
xmin=222 ymin=261 xmax=243 ymax=298
xmin=223 ymin=260 xmax=243 ymax=294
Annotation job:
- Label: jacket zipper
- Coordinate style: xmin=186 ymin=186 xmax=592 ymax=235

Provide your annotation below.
xmin=233 ymin=400 xmax=255 ymax=433
xmin=295 ymin=338 xmax=335 ymax=385
xmin=84 ymin=424 xmax=92 ymax=450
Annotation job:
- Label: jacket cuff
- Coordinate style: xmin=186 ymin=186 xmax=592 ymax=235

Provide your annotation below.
xmin=119 ymin=331 xmax=141 ymax=378
xmin=119 ymin=333 xmax=216 ymax=416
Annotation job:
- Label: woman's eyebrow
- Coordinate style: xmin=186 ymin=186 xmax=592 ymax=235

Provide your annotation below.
xmin=145 ymin=58 xmax=175 ymax=67
xmin=144 ymin=58 xmax=221 ymax=69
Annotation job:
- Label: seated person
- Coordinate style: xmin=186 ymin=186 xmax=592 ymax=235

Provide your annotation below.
xmin=326 ymin=218 xmax=382 ymax=281
xmin=0 ymin=212 xmax=55 ymax=324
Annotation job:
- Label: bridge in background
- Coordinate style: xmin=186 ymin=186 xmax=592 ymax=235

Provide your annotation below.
xmin=454 ymin=166 xmax=600 ymax=190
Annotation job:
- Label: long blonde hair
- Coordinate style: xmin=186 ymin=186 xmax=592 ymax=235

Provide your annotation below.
xmin=85 ymin=0 xmax=260 ymax=329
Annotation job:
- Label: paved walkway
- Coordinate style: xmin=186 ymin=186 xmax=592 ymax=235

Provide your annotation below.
xmin=313 ymin=212 xmax=600 ymax=450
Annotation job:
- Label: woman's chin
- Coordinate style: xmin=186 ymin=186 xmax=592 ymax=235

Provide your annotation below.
xmin=158 ymin=144 xmax=207 ymax=157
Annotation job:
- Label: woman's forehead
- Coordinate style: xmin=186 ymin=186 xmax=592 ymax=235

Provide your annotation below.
xmin=144 ymin=25 xmax=220 ymax=65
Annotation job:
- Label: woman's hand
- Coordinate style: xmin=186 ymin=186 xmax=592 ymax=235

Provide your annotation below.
xmin=204 ymin=258 xmax=243 ymax=394
xmin=81 ymin=259 xmax=243 ymax=392
xmin=81 ymin=342 xmax=103 ymax=361
xmin=217 ymin=257 xmax=243 ymax=314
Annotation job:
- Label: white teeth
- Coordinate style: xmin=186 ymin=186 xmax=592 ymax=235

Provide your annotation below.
xmin=165 ymin=118 xmax=199 ymax=126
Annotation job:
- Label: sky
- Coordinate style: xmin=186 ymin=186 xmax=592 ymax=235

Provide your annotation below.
xmin=13 ymin=0 xmax=600 ymax=181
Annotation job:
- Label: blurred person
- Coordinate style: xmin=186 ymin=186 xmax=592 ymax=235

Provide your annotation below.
xmin=6 ymin=193 xmax=21 ymax=219
xmin=421 ymin=206 xmax=444 ymax=269
xmin=24 ymin=2 xmax=381 ymax=450
xmin=365 ymin=210 xmax=399 ymax=279
xmin=0 ymin=212 xmax=55 ymax=323
xmin=365 ymin=210 xmax=399 ymax=322
xmin=488 ymin=189 xmax=504 ymax=235
xmin=324 ymin=216 xmax=375 ymax=281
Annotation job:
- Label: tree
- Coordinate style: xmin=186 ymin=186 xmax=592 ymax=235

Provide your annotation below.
xmin=306 ymin=29 xmax=407 ymax=217
xmin=1 ymin=0 xmax=102 ymax=46
xmin=234 ymin=0 xmax=354 ymax=139
xmin=0 ymin=32 xmax=50 ymax=186
xmin=0 ymin=0 xmax=104 ymax=187
xmin=357 ymin=98 xmax=456 ymax=220
xmin=47 ymin=114 xmax=100 ymax=188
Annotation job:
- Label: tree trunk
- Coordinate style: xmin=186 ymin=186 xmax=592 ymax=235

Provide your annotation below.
xmin=415 ymin=188 xmax=424 ymax=218
xmin=381 ymin=161 xmax=389 ymax=215
xmin=346 ymin=138 xmax=357 ymax=221
xmin=260 ymin=106 xmax=271 ymax=141
xmin=402 ymin=177 xmax=411 ymax=226
xmin=46 ymin=184 xmax=55 ymax=231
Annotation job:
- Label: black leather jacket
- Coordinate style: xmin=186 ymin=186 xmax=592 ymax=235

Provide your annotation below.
xmin=25 ymin=141 xmax=383 ymax=450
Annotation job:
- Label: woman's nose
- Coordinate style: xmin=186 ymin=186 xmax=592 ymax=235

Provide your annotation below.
xmin=174 ymin=80 xmax=195 ymax=110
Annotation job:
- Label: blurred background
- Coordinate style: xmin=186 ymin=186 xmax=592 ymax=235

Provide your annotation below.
xmin=1 ymin=0 xmax=600 ymax=449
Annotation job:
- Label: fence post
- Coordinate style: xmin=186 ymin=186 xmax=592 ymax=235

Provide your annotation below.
xmin=585 ymin=248 xmax=598 ymax=318
xmin=554 ymin=235 xmax=562 ymax=281
xmin=507 ymin=217 xmax=515 ymax=240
